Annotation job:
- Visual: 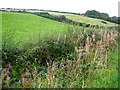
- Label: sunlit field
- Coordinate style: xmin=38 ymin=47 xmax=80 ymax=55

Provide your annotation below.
xmin=48 ymin=12 xmax=117 ymax=27
xmin=2 ymin=12 xmax=74 ymax=49
xmin=1 ymin=11 xmax=119 ymax=88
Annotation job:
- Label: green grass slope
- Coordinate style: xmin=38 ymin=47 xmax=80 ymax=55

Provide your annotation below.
xmin=2 ymin=12 xmax=71 ymax=48
xmin=48 ymin=12 xmax=117 ymax=27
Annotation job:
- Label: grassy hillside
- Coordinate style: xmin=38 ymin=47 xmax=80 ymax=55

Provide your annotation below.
xmin=2 ymin=11 xmax=119 ymax=88
xmin=1 ymin=9 xmax=118 ymax=27
xmin=2 ymin=12 xmax=73 ymax=48
xmin=48 ymin=12 xmax=117 ymax=27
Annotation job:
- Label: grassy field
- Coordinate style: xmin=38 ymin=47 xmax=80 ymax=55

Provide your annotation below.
xmin=48 ymin=12 xmax=118 ymax=27
xmin=2 ymin=11 xmax=119 ymax=88
xmin=25 ymin=10 xmax=118 ymax=27
xmin=2 ymin=12 xmax=68 ymax=35
xmin=2 ymin=12 xmax=75 ymax=48
xmin=1 ymin=9 xmax=118 ymax=27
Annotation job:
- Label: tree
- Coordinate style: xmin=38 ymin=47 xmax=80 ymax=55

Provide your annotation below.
xmin=85 ymin=10 xmax=100 ymax=16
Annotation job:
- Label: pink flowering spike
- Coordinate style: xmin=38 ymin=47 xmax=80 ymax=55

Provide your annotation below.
xmin=54 ymin=61 xmax=58 ymax=65
xmin=22 ymin=73 xmax=26 ymax=78
xmin=55 ymin=78 xmax=58 ymax=80
xmin=6 ymin=71 xmax=11 ymax=75
xmin=22 ymin=72 xmax=29 ymax=78
xmin=64 ymin=62 xmax=68 ymax=66
xmin=35 ymin=46 xmax=40 ymax=49
xmin=8 ymin=64 xmax=12 ymax=69
xmin=25 ymin=72 xmax=29 ymax=76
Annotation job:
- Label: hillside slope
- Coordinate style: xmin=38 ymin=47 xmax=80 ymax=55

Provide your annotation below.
xmin=48 ymin=12 xmax=117 ymax=27
xmin=2 ymin=12 xmax=69 ymax=34
xmin=2 ymin=12 xmax=71 ymax=47
xmin=2 ymin=12 xmax=73 ymax=47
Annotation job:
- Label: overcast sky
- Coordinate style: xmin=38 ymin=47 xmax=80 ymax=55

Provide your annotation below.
xmin=0 ymin=0 xmax=119 ymax=17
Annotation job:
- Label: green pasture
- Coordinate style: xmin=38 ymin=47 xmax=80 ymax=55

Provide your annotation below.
xmin=2 ymin=12 xmax=116 ymax=49
xmin=2 ymin=12 xmax=75 ymax=48
xmin=48 ymin=12 xmax=118 ymax=27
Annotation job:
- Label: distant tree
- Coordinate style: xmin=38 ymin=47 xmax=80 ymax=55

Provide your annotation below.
xmin=101 ymin=13 xmax=109 ymax=17
xmin=85 ymin=10 xmax=100 ymax=16
xmin=18 ymin=9 xmax=27 ymax=13
xmin=85 ymin=10 xmax=119 ymax=24
xmin=59 ymin=15 xmax=66 ymax=20
xmin=6 ymin=8 xmax=11 ymax=9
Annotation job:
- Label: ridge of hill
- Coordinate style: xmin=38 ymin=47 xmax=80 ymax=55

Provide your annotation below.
xmin=48 ymin=12 xmax=118 ymax=27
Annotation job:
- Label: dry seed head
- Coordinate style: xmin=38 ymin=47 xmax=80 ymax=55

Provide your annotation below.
xmin=85 ymin=43 xmax=90 ymax=53
xmin=89 ymin=37 xmax=92 ymax=44
xmin=57 ymin=34 xmax=60 ymax=41
xmin=74 ymin=41 xmax=76 ymax=44
xmin=76 ymin=40 xmax=79 ymax=44
xmin=75 ymin=47 xmax=79 ymax=53
xmin=77 ymin=35 xmax=80 ymax=40
xmin=64 ymin=34 xmax=66 ymax=40
xmin=84 ymin=29 xmax=86 ymax=34
xmin=92 ymin=33 xmax=95 ymax=41
xmin=81 ymin=34 xmax=84 ymax=38
xmin=86 ymin=35 xmax=90 ymax=45
xmin=89 ymin=24 xmax=92 ymax=28
xmin=73 ymin=29 xmax=76 ymax=35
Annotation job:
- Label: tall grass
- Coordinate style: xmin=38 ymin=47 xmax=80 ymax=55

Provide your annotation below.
xmin=2 ymin=27 xmax=119 ymax=88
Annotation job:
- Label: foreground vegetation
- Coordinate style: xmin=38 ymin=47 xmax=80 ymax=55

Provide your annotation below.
xmin=2 ymin=26 xmax=119 ymax=88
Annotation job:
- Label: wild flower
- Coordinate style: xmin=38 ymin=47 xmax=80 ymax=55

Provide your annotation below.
xmin=22 ymin=71 xmax=29 ymax=78
xmin=35 ymin=46 xmax=40 ymax=49
xmin=63 ymin=61 xmax=68 ymax=66
xmin=6 ymin=71 xmax=11 ymax=76
xmin=7 ymin=64 xmax=12 ymax=69
xmin=52 ymin=61 xmax=58 ymax=71
xmin=55 ymin=78 xmax=58 ymax=80
xmin=57 ymin=34 xmax=60 ymax=42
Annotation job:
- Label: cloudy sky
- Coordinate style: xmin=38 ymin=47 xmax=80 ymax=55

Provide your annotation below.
xmin=0 ymin=0 xmax=119 ymax=17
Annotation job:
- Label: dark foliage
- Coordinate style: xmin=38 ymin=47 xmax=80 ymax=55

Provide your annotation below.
xmin=85 ymin=10 xmax=120 ymax=24
xmin=101 ymin=21 xmax=107 ymax=24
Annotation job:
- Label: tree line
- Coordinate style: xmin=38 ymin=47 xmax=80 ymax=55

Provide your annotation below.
xmin=84 ymin=10 xmax=120 ymax=24
xmin=1 ymin=8 xmax=119 ymax=24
